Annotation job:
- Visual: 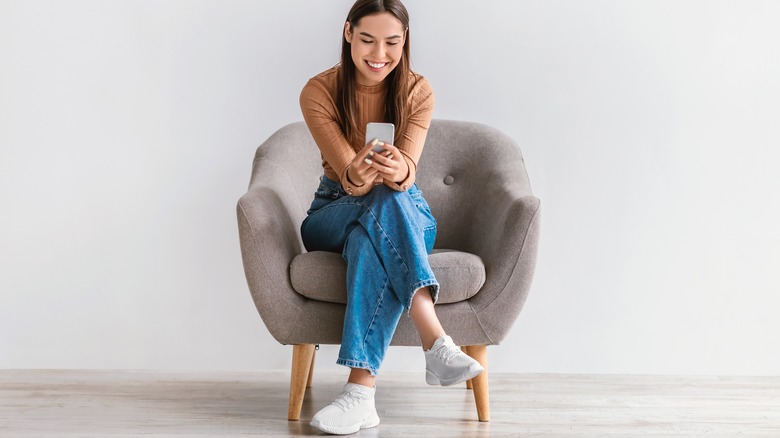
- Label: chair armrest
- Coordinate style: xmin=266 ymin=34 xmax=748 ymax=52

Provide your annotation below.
xmin=465 ymin=178 xmax=541 ymax=344
xmin=237 ymin=185 xmax=306 ymax=343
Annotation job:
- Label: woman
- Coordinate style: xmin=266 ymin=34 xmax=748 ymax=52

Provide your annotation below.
xmin=299 ymin=0 xmax=483 ymax=434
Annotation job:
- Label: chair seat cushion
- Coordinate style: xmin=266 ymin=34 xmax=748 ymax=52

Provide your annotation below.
xmin=290 ymin=249 xmax=486 ymax=305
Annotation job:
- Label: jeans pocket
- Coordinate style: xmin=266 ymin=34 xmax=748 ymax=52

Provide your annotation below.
xmin=314 ymin=187 xmax=340 ymax=200
xmin=308 ymin=179 xmax=345 ymax=215
xmin=419 ymin=204 xmax=437 ymax=230
xmin=415 ymin=197 xmax=437 ymax=253
xmin=409 ymin=187 xmax=437 ymax=232
xmin=314 ymin=180 xmax=346 ymax=200
xmin=408 ymin=185 xmax=426 ymax=206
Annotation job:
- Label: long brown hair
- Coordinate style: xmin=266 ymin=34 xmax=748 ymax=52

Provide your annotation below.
xmin=337 ymin=0 xmax=412 ymax=148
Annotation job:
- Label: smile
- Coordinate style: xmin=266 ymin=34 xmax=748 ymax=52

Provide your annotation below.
xmin=366 ymin=61 xmax=389 ymax=70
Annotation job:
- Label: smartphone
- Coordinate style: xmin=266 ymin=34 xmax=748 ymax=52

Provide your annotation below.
xmin=365 ymin=122 xmax=394 ymax=152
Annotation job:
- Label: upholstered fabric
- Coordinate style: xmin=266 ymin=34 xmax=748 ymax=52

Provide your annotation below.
xmin=290 ymin=249 xmax=485 ymax=305
xmin=237 ymin=119 xmax=540 ymax=347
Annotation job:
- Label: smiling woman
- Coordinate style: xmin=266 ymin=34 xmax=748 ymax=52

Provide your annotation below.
xmin=346 ymin=14 xmax=405 ymax=85
xmin=297 ymin=0 xmax=485 ymax=435
xmin=327 ymin=0 xmax=417 ymax=165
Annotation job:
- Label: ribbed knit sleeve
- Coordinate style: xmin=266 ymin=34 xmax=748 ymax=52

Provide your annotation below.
xmin=299 ymin=77 xmax=372 ymax=196
xmin=383 ymin=75 xmax=434 ymax=192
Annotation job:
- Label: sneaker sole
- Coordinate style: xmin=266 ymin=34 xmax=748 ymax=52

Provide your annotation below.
xmin=426 ymin=365 xmax=484 ymax=387
xmin=310 ymin=413 xmax=380 ymax=435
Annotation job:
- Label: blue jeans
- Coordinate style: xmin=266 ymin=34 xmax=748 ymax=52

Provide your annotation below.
xmin=301 ymin=175 xmax=439 ymax=375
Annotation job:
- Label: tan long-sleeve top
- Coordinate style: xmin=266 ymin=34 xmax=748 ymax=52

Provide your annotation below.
xmin=299 ymin=65 xmax=434 ymax=196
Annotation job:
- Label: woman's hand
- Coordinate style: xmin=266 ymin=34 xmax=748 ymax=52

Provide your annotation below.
xmin=347 ymin=140 xmax=382 ymax=186
xmin=347 ymin=140 xmax=409 ymax=187
xmin=366 ymin=142 xmax=409 ymax=183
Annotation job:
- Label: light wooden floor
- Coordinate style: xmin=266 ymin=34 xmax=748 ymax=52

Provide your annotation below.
xmin=1 ymin=370 xmax=778 ymax=437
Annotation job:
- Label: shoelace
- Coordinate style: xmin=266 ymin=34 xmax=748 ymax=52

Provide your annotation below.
xmin=332 ymin=390 xmax=362 ymax=411
xmin=433 ymin=343 xmax=462 ymax=364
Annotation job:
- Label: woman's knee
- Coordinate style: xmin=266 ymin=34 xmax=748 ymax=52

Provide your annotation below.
xmin=360 ymin=185 xmax=412 ymax=211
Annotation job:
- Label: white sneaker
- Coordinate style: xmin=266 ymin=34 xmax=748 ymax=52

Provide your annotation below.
xmin=425 ymin=335 xmax=484 ymax=386
xmin=310 ymin=382 xmax=380 ymax=435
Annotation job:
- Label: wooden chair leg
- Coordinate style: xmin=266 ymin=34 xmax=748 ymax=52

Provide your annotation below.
xmin=306 ymin=348 xmax=316 ymax=389
xmin=288 ymin=344 xmax=315 ymax=421
xmin=461 ymin=346 xmax=473 ymax=389
xmin=465 ymin=344 xmax=490 ymax=422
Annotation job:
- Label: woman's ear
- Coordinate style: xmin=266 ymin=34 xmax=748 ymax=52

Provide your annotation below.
xmin=344 ymin=21 xmax=352 ymax=43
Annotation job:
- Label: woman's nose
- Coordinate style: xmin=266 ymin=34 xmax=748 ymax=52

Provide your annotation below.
xmin=371 ymin=46 xmax=385 ymax=60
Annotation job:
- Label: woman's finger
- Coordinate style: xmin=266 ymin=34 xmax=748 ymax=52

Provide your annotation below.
xmin=358 ymin=139 xmax=381 ymax=159
xmin=377 ymin=143 xmax=400 ymax=156
xmin=369 ymin=143 xmax=400 ymax=163
xmin=370 ymin=158 xmax=399 ymax=176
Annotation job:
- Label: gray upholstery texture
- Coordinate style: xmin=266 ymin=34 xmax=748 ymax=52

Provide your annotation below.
xmin=237 ymin=120 xmax=540 ymax=347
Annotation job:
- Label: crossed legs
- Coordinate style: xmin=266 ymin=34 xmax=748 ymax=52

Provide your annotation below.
xmin=348 ymin=288 xmax=445 ymax=387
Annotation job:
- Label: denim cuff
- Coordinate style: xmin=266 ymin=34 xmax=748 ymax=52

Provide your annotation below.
xmin=336 ymin=357 xmax=378 ymax=376
xmin=406 ymin=279 xmax=440 ymax=316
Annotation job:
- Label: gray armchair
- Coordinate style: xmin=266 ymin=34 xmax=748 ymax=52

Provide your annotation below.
xmin=237 ymin=120 xmax=540 ymax=422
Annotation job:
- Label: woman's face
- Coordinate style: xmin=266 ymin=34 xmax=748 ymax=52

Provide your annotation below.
xmin=345 ymin=12 xmax=406 ymax=86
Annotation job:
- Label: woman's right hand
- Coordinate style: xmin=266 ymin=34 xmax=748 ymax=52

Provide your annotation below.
xmin=347 ymin=139 xmax=382 ymax=186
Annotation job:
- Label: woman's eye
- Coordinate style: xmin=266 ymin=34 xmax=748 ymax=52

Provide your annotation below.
xmin=361 ymin=39 xmax=373 ymax=44
xmin=387 ymin=42 xmax=398 ymax=46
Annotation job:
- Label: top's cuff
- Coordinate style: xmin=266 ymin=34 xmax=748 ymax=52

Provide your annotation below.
xmin=384 ymin=155 xmax=416 ymax=192
xmin=340 ymin=165 xmax=372 ymax=197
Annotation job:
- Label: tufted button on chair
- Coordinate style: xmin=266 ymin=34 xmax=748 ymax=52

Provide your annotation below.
xmin=237 ymin=120 xmax=540 ymax=422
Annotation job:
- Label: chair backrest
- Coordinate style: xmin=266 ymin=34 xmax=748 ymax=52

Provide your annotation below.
xmin=248 ymin=119 xmax=533 ymax=251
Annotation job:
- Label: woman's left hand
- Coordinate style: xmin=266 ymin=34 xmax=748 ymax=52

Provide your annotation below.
xmin=366 ymin=143 xmax=409 ymax=183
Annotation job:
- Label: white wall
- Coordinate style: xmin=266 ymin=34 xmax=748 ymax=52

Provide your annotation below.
xmin=1 ymin=0 xmax=778 ymax=375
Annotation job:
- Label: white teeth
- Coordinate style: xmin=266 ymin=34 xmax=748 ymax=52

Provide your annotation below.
xmin=367 ymin=61 xmax=387 ymax=68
